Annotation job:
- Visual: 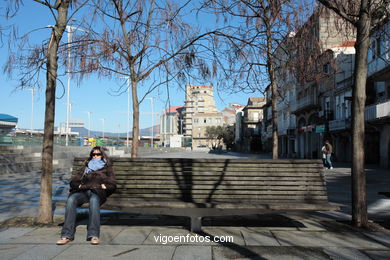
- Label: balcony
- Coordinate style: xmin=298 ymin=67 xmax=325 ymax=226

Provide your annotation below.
xmin=329 ymin=118 xmax=351 ymax=131
xmin=292 ymin=96 xmax=318 ymax=113
xmin=278 ymin=127 xmax=287 ymax=135
xmin=365 ymin=100 xmax=390 ymax=121
xmin=243 ymin=118 xmax=261 ymax=124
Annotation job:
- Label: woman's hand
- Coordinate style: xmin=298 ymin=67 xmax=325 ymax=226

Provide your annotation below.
xmin=101 ymin=184 xmax=107 ymax=189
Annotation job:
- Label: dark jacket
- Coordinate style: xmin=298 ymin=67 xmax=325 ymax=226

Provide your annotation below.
xmin=69 ymin=161 xmax=116 ymax=205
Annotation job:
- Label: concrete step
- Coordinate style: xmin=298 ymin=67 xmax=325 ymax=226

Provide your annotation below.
xmin=0 ymin=161 xmax=42 ymax=174
xmin=0 ymin=158 xmax=75 ymax=174
xmin=0 ymin=145 xmax=133 ymax=174
xmin=0 ymin=145 xmax=42 ymax=151
xmin=0 ymin=153 xmax=42 ymax=163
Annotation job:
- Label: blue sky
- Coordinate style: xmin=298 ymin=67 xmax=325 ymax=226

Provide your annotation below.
xmin=0 ymin=1 xmax=259 ymax=134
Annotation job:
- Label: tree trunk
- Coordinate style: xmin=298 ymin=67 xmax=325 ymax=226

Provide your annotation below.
xmin=266 ymin=22 xmax=278 ymax=159
xmin=131 ymin=80 xmax=139 ymax=158
xmin=351 ymin=5 xmax=370 ymax=228
xmin=37 ymin=1 xmax=69 ymax=224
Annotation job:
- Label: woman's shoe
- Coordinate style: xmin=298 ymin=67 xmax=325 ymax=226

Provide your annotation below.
xmin=91 ymin=237 xmax=100 ymax=245
xmin=56 ymin=237 xmax=71 ymax=245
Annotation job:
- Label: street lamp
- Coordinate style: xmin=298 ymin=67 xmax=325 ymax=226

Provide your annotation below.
xmin=47 ymin=24 xmax=88 ymax=146
xmin=117 ymin=123 xmax=120 ymax=141
xmin=100 ymin=118 xmax=105 ymax=139
xmin=26 ymin=88 xmax=34 ymax=137
xmin=146 ymin=97 xmax=155 ymax=147
xmin=117 ymin=76 xmax=131 ymax=147
xmin=85 ymin=111 xmax=92 ymax=138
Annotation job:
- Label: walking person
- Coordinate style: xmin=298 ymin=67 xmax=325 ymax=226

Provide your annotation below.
xmin=321 ymin=144 xmax=327 ymax=168
xmin=56 ymin=146 xmax=116 ymax=245
xmin=323 ymin=140 xmax=333 ymax=169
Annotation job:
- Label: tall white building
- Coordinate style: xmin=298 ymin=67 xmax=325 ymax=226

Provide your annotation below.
xmin=183 ymin=84 xmax=223 ymax=147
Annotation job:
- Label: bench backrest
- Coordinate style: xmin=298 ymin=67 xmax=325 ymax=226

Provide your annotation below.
xmin=72 ymin=158 xmax=328 ymax=205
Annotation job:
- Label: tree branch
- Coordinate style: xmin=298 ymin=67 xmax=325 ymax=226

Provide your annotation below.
xmin=317 ymin=0 xmax=357 ymax=26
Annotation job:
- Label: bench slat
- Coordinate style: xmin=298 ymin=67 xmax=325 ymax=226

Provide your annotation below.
xmin=106 ymin=196 xmax=330 ymax=203
xmin=115 ymin=184 xmax=327 ymax=190
xmin=67 ymin=157 xmax=337 ymax=232
xmin=115 ymin=175 xmax=323 ymax=180
xmin=113 ymin=170 xmax=325 ymax=176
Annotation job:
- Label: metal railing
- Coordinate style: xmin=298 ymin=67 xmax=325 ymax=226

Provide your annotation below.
xmin=0 ymin=135 xmax=127 ymax=147
xmin=364 ymin=100 xmax=390 ymax=121
xmin=329 ymin=118 xmax=351 ymax=131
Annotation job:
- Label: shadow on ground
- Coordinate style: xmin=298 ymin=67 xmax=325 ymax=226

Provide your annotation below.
xmin=73 ymin=212 xmax=305 ymax=229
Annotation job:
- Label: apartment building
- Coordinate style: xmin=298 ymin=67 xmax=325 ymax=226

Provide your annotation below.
xmin=267 ymin=7 xmax=389 ymax=168
xmin=183 ymin=84 xmax=222 ymax=147
xmin=159 ymin=106 xmax=184 ymax=147
xmin=236 ymin=97 xmax=266 ymax=152
xmin=325 ymin=43 xmax=355 ymax=162
xmin=365 ymin=20 xmax=390 ymax=167
xmin=192 ymin=112 xmax=223 ymax=147
xmin=270 ymin=7 xmax=355 ymax=159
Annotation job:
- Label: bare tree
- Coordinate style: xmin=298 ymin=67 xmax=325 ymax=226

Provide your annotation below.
xmin=4 ymin=0 xmax=89 ymax=224
xmin=317 ymin=0 xmax=389 ymax=228
xmin=200 ymin=0 xmax=312 ymax=159
xmin=76 ymin=0 xmax=217 ymax=157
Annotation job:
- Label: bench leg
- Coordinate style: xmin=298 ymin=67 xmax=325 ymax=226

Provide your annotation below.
xmin=190 ymin=216 xmax=202 ymax=232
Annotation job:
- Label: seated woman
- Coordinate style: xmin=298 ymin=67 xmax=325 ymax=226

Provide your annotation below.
xmin=56 ymin=146 xmax=116 ymax=245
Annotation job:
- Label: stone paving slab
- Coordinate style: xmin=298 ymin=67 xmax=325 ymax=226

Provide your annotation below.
xmin=143 ymin=227 xmax=222 ymax=246
xmin=6 ymin=227 xmax=61 ymax=244
xmin=172 ymin=245 xmax=212 ymax=260
xmin=109 ymin=227 xmax=151 ymax=245
xmin=273 ymin=231 xmax=388 ymax=249
xmin=0 ymin=228 xmax=36 ymax=243
xmin=52 ymin=245 xmax=176 ymax=260
xmin=5 ymin=226 xmax=124 ymax=245
xmin=363 ymin=232 xmax=390 ymax=247
xmin=0 ymin=244 xmax=36 ymax=260
xmin=240 ymin=230 xmax=280 ymax=246
xmin=212 ymin=246 xmax=330 ymax=260
xmin=201 ymin=227 xmax=245 ymax=246
xmin=322 ymin=247 xmax=371 ymax=260
xmin=363 ymin=250 xmax=390 ymax=260
xmin=12 ymin=244 xmax=71 ymax=260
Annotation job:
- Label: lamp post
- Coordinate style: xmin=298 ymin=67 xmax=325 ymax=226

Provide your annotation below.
xmin=100 ymin=118 xmax=105 ymax=139
xmin=117 ymin=123 xmax=120 ymax=141
xmin=46 ymin=23 xmax=88 ymax=145
xmin=63 ymin=25 xmax=88 ymax=146
xmin=146 ymin=97 xmax=155 ymax=147
xmin=85 ymin=111 xmax=92 ymax=138
xmin=27 ymin=88 xmax=34 ymax=137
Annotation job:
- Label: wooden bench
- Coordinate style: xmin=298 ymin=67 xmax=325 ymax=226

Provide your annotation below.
xmin=67 ymin=158 xmax=338 ymax=232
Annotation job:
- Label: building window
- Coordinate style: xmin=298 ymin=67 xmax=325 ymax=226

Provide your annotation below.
xmin=253 ymin=112 xmax=259 ymax=122
xmin=371 ymin=38 xmax=381 ymax=60
xmin=323 ymin=63 xmax=330 ymax=74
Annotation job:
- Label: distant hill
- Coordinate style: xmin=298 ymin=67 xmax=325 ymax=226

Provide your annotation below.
xmin=68 ymin=125 xmax=160 ymax=138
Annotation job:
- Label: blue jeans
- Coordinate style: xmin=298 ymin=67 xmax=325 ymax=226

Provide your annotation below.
xmin=325 ymin=154 xmax=333 ymax=169
xmin=61 ymin=190 xmax=101 ymax=240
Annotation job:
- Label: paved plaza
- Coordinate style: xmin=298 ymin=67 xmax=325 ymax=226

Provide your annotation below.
xmin=0 ymin=150 xmax=389 ymax=259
